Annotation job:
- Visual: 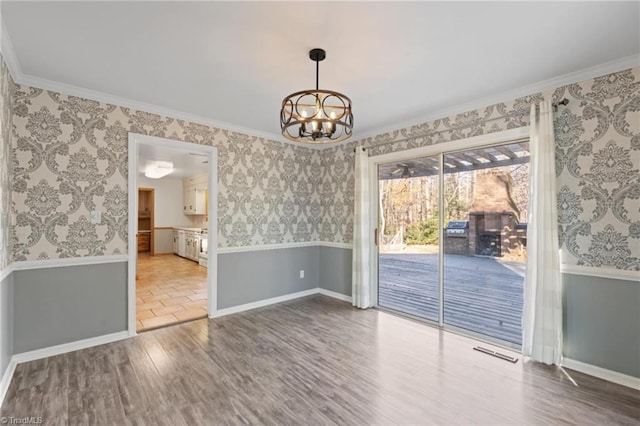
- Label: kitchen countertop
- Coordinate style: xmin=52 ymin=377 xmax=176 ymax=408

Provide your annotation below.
xmin=173 ymin=227 xmax=202 ymax=231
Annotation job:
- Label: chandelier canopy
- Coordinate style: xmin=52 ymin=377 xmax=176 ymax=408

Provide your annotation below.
xmin=280 ymin=48 xmax=353 ymax=143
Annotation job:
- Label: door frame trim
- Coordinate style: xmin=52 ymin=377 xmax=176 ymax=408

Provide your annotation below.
xmin=368 ymin=127 xmax=530 ymax=335
xmin=127 ymin=133 xmax=218 ymax=337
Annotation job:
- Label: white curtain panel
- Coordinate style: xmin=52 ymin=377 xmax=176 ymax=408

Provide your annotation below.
xmin=522 ymin=100 xmax=563 ymax=365
xmin=352 ymin=148 xmax=372 ymax=309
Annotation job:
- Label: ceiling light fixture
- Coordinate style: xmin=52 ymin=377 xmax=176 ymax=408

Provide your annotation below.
xmin=280 ymin=48 xmax=353 ymax=143
xmin=144 ymin=161 xmax=174 ymax=179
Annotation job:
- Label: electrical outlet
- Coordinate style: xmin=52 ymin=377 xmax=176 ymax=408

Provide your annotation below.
xmin=90 ymin=210 xmax=102 ymax=224
xmin=299 ymin=270 xmax=304 ymax=279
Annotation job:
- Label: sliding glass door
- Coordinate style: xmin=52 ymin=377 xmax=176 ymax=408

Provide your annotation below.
xmin=442 ymin=142 xmax=528 ymax=345
xmin=377 ymin=155 xmax=440 ymax=322
xmin=377 ymin=142 xmax=529 ymax=347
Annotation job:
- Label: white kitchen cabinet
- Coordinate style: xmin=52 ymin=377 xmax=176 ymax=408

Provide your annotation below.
xmin=183 ymin=187 xmax=206 ymax=215
xmin=173 ymin=228 xmax=202 ymax=262
xmin=183 ymin=174 xmax=207 ymax=216
xmin=182 ymin=230 xmax=201 ymax=261
xmin=172 ymin=229 xmax=178 ymax=254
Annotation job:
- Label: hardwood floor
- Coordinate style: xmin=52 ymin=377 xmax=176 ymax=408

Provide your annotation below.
xmin=136 ymin=253 xmax=207 ymax=331
xmin=2 ymin=296 xmax=639 ymax=425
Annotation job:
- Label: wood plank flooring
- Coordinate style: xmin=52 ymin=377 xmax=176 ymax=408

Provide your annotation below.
xmin=2 ymin=296 xmax=639 ymax=425
xmin=136 ymin=253 xmax=207 ymax=331
xmin=379 ymin=253 xmax=524 ymax=344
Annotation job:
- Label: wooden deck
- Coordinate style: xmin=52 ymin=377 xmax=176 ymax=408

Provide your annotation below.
xmin=379 ymin=253 xmax=524 ymax=344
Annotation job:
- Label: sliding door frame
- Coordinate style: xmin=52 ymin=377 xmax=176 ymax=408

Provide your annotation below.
xmin=368 ymin=127 xmax=529 ymax=340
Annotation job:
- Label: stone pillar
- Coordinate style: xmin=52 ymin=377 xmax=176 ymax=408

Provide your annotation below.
xmin=468 ymin=215 xmax=478 ymax=255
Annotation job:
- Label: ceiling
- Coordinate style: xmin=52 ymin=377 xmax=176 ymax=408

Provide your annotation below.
xmin=2 ymin=2 xmax=639 ymax=143
xmin=138 ymin=144 xmax=209 ymax=180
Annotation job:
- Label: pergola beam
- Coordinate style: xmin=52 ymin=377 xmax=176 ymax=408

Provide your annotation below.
xmin=379 ymin=155 xmax=530 ymax=180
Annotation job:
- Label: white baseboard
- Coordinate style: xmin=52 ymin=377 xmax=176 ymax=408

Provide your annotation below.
xmin=210 ymin=287 xmax=354 ymax=319
xmin=318 ymin=288 xmax=353 ymax=303
xmin=210 ymin=288 xmax=320 ymax=318
xmin=562 ymin=358 xmax=640 ymax=391
xmin=11 ymin=331 xmax=130 ymax=365
xmin=0 ymin=357 xmax=17 ymax=407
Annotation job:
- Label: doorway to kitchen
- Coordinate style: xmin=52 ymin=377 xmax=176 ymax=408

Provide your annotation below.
xmin=127 ymin=134 xmax=217 ymax=335
xmin=373 ymin=129 xmax=528 ymax=349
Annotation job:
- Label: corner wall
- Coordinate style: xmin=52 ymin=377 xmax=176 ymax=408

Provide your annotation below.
xmin=319 ymin=246 xmax=352 ymax=297
xmin=6 ymin=75 xmax=324 ymax=351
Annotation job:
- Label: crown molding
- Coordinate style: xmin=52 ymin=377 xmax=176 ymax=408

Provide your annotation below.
xmin=325 ymin=54 xmax=640 ymax=151
xmin=16 ymin=73 xmax=327 ymax=150
xmin=0 ymin=17 xmax=23 ymax=80
xmin=0 ymin=22 xmax=324 ymax=151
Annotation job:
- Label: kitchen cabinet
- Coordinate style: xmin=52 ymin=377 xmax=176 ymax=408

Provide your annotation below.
xmin=137 ymin=232 xmax=150 ymax=252
xmin=183 ymin=187 xmax=206 ymax=215
xmin=173 ymin=228 xmax=201 ymax=262
xmin=185 ymin=233 xmax=199 ymax=260
xmin=172 ymin=229 xmax=178 ymax=254
xmin=138 ymin=190 xmax=152 ymax=218
xmin=183 ymin=173 xmax=208 ymax=216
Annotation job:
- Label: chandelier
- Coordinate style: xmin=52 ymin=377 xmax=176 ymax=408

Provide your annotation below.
xmin=280 ymin=48 xmax=353 ymax=143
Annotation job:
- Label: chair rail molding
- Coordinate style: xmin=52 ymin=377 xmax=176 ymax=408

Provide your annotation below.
xmin=560 ymin=264 xmax=639 ymax=283
xmin=10 ymin=255 xmax=128 ymax=271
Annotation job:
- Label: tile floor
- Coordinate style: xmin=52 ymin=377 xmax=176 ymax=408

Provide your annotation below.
xmin=136 ymin=253 xmax=207 ymax=331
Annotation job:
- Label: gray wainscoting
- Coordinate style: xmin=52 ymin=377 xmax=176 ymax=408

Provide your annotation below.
xmin=0 ymin=271 xmax=13 ymax=378
xmin=13 ymin=262 xmax=127 ymax=353
xmin=218 ymin=246 xmax=319 ymax=309
xmin=563 ymin=273 xmax=640 ymax=378
xmin=319 ymin=246 xmax=352 ymax=297
xmin=154 ymin=228 xmax=174 ymax=254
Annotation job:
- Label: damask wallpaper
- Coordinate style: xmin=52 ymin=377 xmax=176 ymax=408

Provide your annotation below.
xmin=10 ymin=84 xmax=323 ymax=260
xmin=0 ymin=54 xmax=13 ymax=271
xmin=6 ymin=58 xmax=639 ymax=270
xmin=320 ymin=67 xmax=640 ymax=271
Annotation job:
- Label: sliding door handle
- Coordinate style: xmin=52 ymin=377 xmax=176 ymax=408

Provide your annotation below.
xmin=374 ymin=228 xmax=379 ymax=246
